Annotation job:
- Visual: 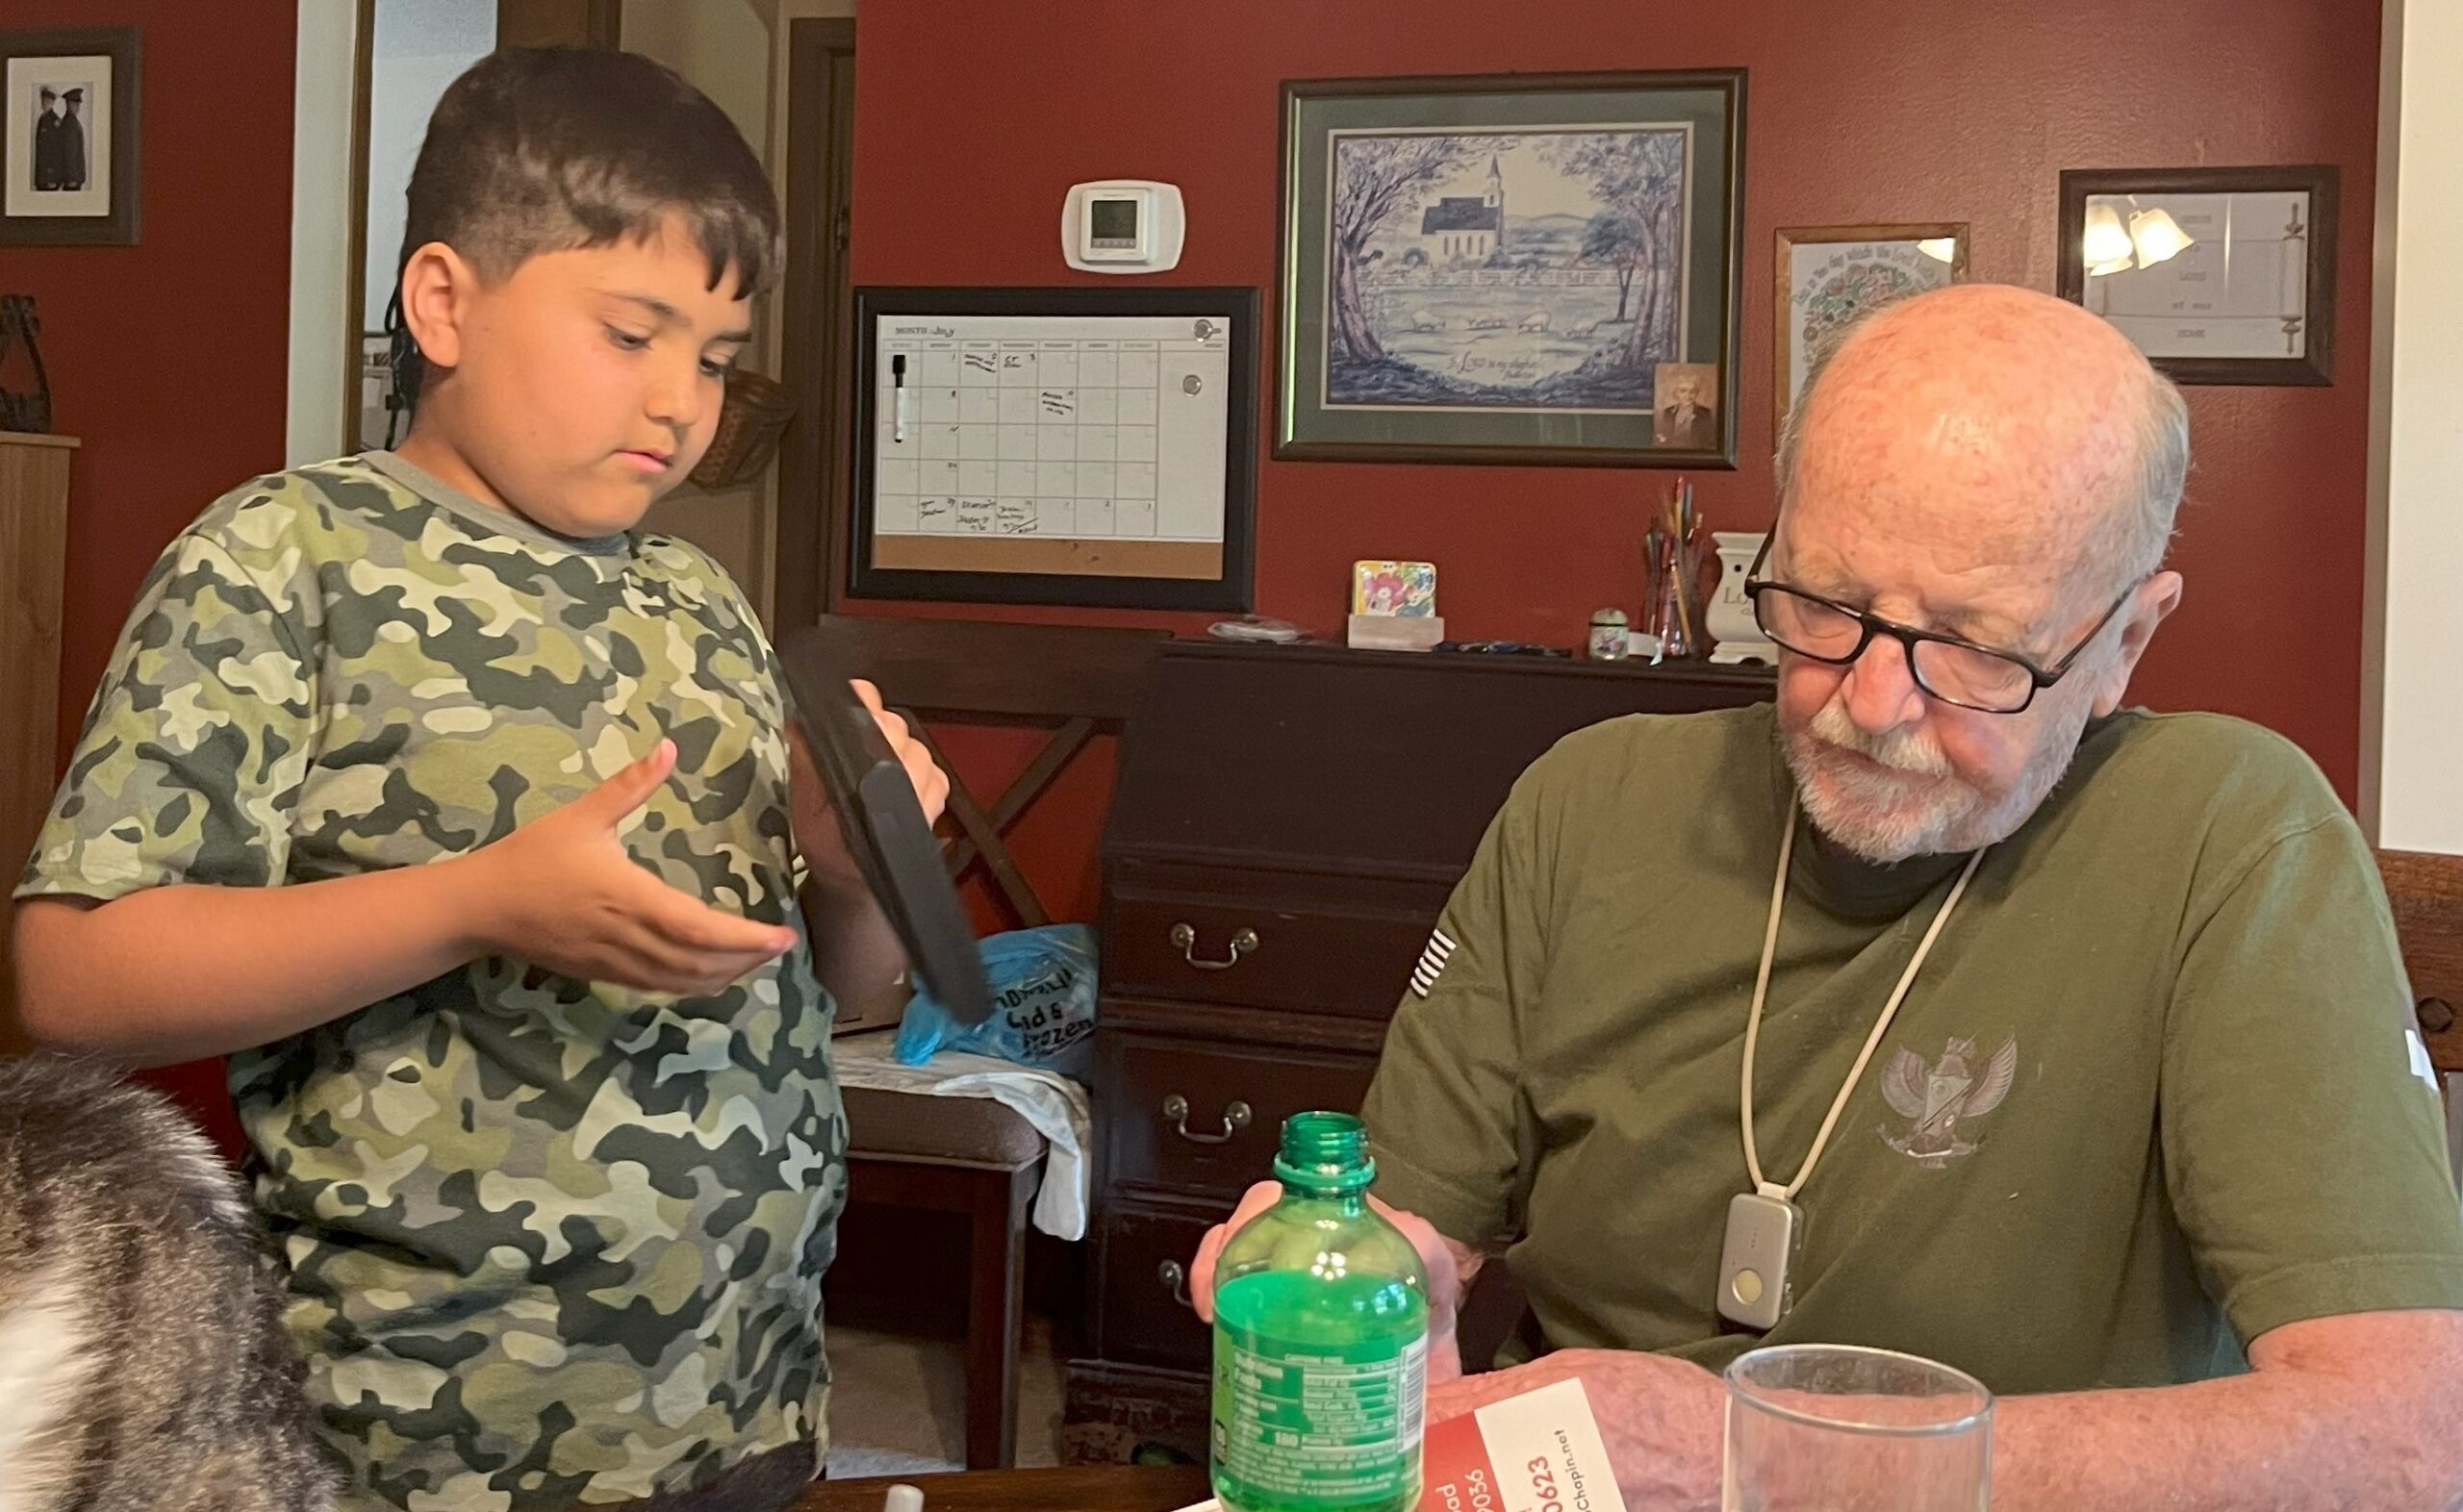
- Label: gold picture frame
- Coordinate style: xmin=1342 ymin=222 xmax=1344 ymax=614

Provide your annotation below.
xmin=1772 ymin=222 xmax=1969 ymax=436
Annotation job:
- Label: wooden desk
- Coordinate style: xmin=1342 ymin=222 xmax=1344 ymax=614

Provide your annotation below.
xmin=796 ymin=1465 xmax=1210 ymax=1511
xmin=1072 ymin=641 xmax=1775 ymax=1457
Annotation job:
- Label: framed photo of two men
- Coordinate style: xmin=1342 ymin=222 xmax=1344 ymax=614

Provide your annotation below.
xmin=0 ymin=27 xmax=141 ymax=246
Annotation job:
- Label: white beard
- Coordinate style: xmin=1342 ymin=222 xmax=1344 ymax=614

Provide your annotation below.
xmin=1782 ymin=696 xmax=2086 ymax=863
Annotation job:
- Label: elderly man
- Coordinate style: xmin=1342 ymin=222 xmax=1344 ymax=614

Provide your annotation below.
xmin=1196 ymin=285 xmax=2463 ymax=1507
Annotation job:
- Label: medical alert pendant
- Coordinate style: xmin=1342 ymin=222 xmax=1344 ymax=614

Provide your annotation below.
xmin=1717 ymin=1190 xmax=1803 ymax=1331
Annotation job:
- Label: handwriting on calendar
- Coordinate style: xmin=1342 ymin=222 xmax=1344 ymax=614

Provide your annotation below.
xmin=907 ymin=499 xmax=1048 ymax=535
xmin=872 ymin=315 xmax=1234 ymax=549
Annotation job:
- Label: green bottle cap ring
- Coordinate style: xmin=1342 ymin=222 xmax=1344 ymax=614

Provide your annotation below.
xmin=1272 ymin=1110 xmax=1377 ymax=1191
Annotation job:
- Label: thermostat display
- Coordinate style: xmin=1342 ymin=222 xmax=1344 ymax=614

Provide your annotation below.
xmin=1062 ymin=180 xmax=1184 ymax=273
xmin=1088 ymin=197 xmax=1142 ymax=248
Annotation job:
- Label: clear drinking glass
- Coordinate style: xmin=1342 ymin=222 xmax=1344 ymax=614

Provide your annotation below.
xmin=1723 ymin=1345 xmax=1992 ymax=1512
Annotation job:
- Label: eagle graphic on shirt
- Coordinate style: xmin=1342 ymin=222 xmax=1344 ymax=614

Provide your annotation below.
xmin=1881 ymin=1036 xmax=2019 ymax=1167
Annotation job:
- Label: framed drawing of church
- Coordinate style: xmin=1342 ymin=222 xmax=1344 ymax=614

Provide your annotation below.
xmin=1275 ymin=70 xmax=1746 ymax=468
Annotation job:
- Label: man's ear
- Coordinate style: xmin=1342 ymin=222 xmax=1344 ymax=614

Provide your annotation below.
xmin=396 ymin=240 xmax=478 ymax=376
xmin=2093 ymin=569 xmax=2183 ymax=718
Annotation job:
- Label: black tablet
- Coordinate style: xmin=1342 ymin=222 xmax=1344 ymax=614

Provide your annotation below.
xmin=776 ymin=627 xmax=992 ymax=1027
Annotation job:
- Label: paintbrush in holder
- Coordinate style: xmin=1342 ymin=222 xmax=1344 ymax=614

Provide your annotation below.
xmin=1643 ymin=478 xmax=1709 ymax=659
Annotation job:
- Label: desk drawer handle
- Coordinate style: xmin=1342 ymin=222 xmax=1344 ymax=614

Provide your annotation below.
xmin=2419 ymin=995 xmax=2455 ymax=1035
xmin=1163 ymin=1094 xmax=1252 ymax=1145
xmin=1172 ymin=922 xmax=1258 ymax=970
xmin=1157 ymin=1259 xmax=1193 ymax=1309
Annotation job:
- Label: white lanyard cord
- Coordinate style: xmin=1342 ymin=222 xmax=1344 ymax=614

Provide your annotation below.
xmin=1740 ymin=806 xmax=1990 ymax=1202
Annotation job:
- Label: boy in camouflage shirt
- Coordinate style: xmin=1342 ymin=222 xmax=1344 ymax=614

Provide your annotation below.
xmin=12 ymin=49 xmax=946 ymax=1512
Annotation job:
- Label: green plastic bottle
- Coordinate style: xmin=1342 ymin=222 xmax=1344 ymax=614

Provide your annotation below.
xmin=1210 ymin=1111 xmax=1430 ymax=1512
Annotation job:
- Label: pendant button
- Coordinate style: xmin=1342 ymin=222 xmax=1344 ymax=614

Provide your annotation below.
xmin=1718 ymin=1191 xmax=1802 ymax=1331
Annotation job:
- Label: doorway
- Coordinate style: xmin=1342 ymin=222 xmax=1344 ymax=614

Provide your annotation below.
xmin=342 ymin=0 xmax=621 ymax=455
xmin=772 ymin=17 xmax=856 ymax=631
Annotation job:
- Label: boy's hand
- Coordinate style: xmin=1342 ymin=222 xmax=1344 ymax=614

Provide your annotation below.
xmin=463 ymin=739 xmax=796 ymax=995
xmin=788 ymin=680 xmax=952 ymax=894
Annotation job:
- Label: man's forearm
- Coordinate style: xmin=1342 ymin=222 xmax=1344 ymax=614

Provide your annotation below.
xmin=1432 ymin=1312 xmax=2463 ymax=1512
xmin=1993 ymin=1323 xmax=2463 ymax=1512
xmin=12 ymin=865 xmax=488 ymax=1066
xmin=797 ymin=874 xmax=909 ymax=1021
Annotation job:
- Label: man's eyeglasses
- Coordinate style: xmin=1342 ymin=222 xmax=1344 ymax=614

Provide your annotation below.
xmin=1742 ymin=536 xmax=2136 ymax=715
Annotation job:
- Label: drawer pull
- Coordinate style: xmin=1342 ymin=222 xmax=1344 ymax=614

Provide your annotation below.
xmin=1157 ymin=1259 xmax=1193 ymax=1309
xmin=1162 ymin=1093 xmax=1253 ymax=1145
xmin=1172 ymin=921 xmax=1258 ymax=970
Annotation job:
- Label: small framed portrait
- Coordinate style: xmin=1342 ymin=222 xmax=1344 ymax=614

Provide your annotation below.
xmin=1 ymin=27 xmax=141 ymax=246
xmin=1651 ymin=362 xmax=1719 ymax=449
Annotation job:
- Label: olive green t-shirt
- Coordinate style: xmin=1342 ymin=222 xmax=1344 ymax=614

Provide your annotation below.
xmin=18 ymin=453 xmax=842 ymax=1509
xmin=1362 ymin=704 xmax=2463 ymax=1391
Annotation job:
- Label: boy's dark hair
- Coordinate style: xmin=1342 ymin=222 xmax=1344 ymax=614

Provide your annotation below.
xmin=388 ymin=47 xmax=780 ymax=413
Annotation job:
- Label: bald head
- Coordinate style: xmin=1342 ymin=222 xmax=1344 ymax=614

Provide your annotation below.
xmin=1778 ymin=285 xmax=2188 ymax=601
xmin=1766 ymin=286 xmax=2192 ymax=863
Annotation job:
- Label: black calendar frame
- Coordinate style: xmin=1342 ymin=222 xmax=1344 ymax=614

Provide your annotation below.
xmin=849 ymin=285 xmax=1259 ymax=611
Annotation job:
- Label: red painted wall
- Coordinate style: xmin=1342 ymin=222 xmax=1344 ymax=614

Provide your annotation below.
xmin=11 ymin=1 xmax=2384 ymax=1134
xmin=849 ymin=0 xmax=2385 ymax=923
xmin=15 ymin=0 xmax=297 ymax=1150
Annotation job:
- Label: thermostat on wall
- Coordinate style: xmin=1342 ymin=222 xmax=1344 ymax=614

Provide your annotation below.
xmin=1062 ymin=180 xmax=1185 ymax=273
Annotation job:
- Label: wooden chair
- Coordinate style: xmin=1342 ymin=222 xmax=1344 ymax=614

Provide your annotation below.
xmin=808 ymin=614 xmax=1170 ymax=931
xmin=812 ymin=614 xmax=1167 ymax=1468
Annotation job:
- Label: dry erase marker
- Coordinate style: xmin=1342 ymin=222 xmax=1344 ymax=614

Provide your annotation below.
xmin=891 ymin=354 xmax=909 ymax=442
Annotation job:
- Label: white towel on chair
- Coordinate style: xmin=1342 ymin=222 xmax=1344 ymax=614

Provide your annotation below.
xmin=831 ymin=1029 xmax=1094 ymax=1240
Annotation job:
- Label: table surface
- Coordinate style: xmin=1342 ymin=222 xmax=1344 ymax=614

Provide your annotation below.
xmin=794 ymin=1466 xmax=1212 ymax=1512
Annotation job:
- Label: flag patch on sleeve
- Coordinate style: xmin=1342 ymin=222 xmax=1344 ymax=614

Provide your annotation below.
xmin=2407 ymin=1027 xmax=2442 ymax=1096
xmin=1409 ymin=928 xmax=1458 ymax=998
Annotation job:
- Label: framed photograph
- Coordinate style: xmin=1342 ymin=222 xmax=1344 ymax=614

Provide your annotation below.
xmin=850 ymin=285 xmax=1257 ymax=612
xmin=1276 ymin=70 xmax=1746 ymax=468
xmin=1773 ymin=223 xmax=1968 ymax=433
xmin=0 ymin=27 xmax=140 ymax=245
xmin=2057 ymin=166 xmax=2337 ymax=386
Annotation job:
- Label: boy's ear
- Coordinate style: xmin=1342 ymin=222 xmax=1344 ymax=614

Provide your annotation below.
xmin=397 ymin=240 xmax=477 ymax=374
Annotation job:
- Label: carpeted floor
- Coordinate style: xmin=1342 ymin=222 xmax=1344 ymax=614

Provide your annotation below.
xmin=823 ymin=1317 xmax=1068 ymax=1479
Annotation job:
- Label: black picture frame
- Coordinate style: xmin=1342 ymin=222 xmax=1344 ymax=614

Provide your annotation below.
xmin=0 ymin=26 xmax=140 ymax=247
xmin=849 ymin=285 xmax=1258 ymax=612
xmin=2056 ymin=165 xmax=2338 ymax=388
xmin=1275 ymin=69 xmax=1747 ymax=468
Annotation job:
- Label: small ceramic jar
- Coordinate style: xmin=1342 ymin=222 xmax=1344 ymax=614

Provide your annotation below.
xmin=1587 ymin=608 xmax=1631 ymax=661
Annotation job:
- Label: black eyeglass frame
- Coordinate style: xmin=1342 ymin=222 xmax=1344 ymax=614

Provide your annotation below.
xmin=1741 ymin=534 xmax=2138 ymax=715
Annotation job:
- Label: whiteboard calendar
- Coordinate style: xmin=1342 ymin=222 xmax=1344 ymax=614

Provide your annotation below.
xmin=872 ymin=315 xmax=1223 ymax=542
xmin=851 ymin=288 xmax=1258 ymax=611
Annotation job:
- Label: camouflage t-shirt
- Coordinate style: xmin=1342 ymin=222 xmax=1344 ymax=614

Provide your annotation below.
xmin=17 ymin=453 xmax=845 ymax=1511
